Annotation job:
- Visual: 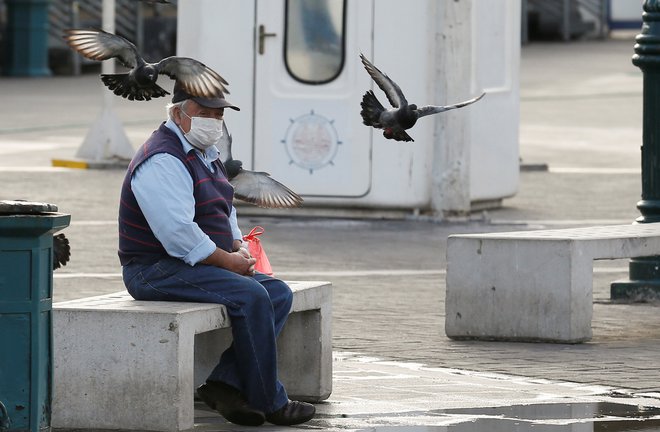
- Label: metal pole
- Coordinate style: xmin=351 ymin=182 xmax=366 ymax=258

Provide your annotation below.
xmin=71 ymin=0 xmax=81 ymax=75
xmin=611 ymin=0 xmax=660 ymax=301
xmin=600 ymin=0 xmax=608 ymax=39
xmin=521 ymin=0 xmax=528 ymax=45
xmin=102 ymin=0 xmax=116 ymax=109
xmin=66 ymin=0 xmax=135 ymax=166
xmin=562 ymin=0 xmax=570 ymax=41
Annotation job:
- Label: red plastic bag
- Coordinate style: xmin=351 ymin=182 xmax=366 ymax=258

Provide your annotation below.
xmin=242 ymin=226 xmax=273 ymax=276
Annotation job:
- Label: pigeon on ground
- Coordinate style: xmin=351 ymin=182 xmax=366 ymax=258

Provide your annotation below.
xmin=63 ymin=29 xmax=229 ymax=101
xmin=359 ymin=53 xmax=485 ymax=142
xmin=53 ymin=233 xmax=71 ymax=270
xmin=218 ymin=122 xmax=303 ymax=209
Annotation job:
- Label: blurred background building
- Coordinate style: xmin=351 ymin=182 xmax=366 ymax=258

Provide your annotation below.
xmin=0 ymin=0 xmax=643 ymax=77
xmin=0 ymin=0 xmax=643 ymax=216
xmin=0 ymin=0 xmax=177 ymax=76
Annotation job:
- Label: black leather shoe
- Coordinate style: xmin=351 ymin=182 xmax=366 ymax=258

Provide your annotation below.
xmin=197 ymin=381 xmax=265 ymax=426
xmin=266 ymin=400 xmax=316 ymax=425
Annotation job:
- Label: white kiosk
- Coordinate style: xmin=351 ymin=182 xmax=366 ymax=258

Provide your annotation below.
xmin=177 ymin=0 xmax=520 ymax=216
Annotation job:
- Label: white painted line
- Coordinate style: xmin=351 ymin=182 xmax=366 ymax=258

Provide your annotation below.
xmin=53 ymin=267 xmax=628 ymax=279
xmin=548 ymin=167 xmax=640 ymax=174
xmin=54 ymin=273 xmax=122 ymax=279
xmin=491 ymin=219 xmax=635 ymax=226
xmin=0 ymin=166 xmax=77 ymax=172
xmin=70 ymin=220 xmax=117 ymax=226
xmin=593 ymin=267 xmax=629 ymax=273
xmin=278 ymin=269 xmax=446 ymax=277
xmin=54 ymin=269 xmax=445 ymax=279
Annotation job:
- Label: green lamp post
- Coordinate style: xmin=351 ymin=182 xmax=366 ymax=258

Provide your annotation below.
xmin=611 ymin=0 xmax=660 ymax=300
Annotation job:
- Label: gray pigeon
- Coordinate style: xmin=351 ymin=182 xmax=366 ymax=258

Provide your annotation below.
xmin=359 ymin=53 xmax=485 ymax=142
xmin=64 ymin=29 xmax=229 ymax=101
xmin=218 ymin=122 xmax=303 ymax=209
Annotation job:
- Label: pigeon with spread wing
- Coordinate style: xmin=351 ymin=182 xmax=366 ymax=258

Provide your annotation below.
xmin=359 ymin=53 xmax=485 ymax=142
xmin=64 ymin=29 xmax=229 ymax=101
xmin=218 ymin=122 xmax=303 ymax=209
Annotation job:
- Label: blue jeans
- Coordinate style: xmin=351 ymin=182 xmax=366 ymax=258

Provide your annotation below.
xmin=122 ymin=256 xmax=292 ymax=413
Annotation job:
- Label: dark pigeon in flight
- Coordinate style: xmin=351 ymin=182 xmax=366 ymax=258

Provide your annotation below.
xmin=53 ymin=233 xmax=71 ymax=270
xmin=63 ymin=29 xmax=229 ymax=101
xmin=218 ymin=122 xmax=303 ymax=209
xmin=359 ymin=53 xmax=485 ymax=142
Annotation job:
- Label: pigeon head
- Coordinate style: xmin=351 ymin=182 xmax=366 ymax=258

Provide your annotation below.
xmin=135 ymin=64 xmax=158 ymax=86
xmin=225 ymin=159 xmax=243 ymax=180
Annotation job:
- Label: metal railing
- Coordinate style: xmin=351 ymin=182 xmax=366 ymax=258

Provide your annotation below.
xmin=522 ymin=0 xmax=608 ymax=43
xmin=49 ymin=0 xmax=141 ymax=74
xmin=0 ymin=0 xmax=177 ymax=74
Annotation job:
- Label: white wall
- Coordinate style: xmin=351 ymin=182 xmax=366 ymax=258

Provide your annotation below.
xmin=177 ymin=0 xmax=256 ymax=167
xmin=177 ymin=0 xmax=520 ymax=214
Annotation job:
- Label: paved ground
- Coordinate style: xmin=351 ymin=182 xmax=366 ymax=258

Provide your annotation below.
xmin=4 ymin=35 xmax=660 ymax=430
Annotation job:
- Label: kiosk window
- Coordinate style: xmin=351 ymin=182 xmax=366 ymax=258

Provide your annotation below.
xmin=285 ymin=0 xmax=346 ymax=84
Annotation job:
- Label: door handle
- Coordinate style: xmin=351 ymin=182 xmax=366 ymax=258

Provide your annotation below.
xmin=258 ymin=24 xmax=277 ymax=55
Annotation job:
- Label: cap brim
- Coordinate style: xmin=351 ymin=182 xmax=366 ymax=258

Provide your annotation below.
xmin=191 ymin=96 xmax=240 ymax=111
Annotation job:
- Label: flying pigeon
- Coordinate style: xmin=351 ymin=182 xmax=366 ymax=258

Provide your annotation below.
xmin=63 ymin=29 xmax=229 ymax=101
xmin=53 ymin=233 xmax=71 ymax=270
xmin=359 ymin=53 xmax=485 ymax=142
xmin=218 ymin=122 xmax=303 ymax=209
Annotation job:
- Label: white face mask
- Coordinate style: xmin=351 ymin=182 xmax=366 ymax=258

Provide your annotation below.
xmin=180 ymin=110 xmax=224 ymax=150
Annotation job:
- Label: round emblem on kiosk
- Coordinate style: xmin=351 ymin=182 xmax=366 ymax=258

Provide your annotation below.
xmin=281 ymin=110 xmax=341 ymax=174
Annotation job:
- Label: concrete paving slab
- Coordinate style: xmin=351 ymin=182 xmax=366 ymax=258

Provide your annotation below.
xmin=3 ymin=36 xmax=660 ymax=431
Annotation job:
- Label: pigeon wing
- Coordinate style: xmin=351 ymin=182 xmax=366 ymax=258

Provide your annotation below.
xmin=360 ymin=53 xmax=407 ymax=108
xmin=415 ymin=92 xmax=485 ymax=118
xmin=157 ymin=57 xmax=230 ymax=98
xmin=232 ymin=170 xmax=304 ymax=209
xmin=64 ymin=29 xmax=140 ymax=68
xmin=217 ymin=120 xmax=232 ymax=164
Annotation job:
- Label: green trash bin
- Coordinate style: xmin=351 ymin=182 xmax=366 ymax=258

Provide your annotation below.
xmin=0 ymin=201 xmax=70 ymax=432
xmin=4 ymin=0 xmax=52 ymax=77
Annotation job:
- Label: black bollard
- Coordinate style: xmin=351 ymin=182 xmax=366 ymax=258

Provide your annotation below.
xmin=611 ymin=0 xmax=660 ymax=301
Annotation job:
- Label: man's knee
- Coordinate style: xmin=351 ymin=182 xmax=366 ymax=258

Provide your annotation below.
xmin=269 ymin=279 xmax=293 ymax=310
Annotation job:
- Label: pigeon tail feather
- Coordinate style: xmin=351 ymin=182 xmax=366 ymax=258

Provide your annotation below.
xmin=53 ymin=233 xmax=70 ymax=270
xmin=360 ymin=90 xmax=385 ymax=127
xmin=101 ymin=73 xmax=169 ymax=101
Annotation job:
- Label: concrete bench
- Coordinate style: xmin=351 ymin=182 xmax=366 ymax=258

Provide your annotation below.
xmin=52 ymin=281 xmax=332 ymax=432
xmin=445 ymin=224 xmax=660 ymax=343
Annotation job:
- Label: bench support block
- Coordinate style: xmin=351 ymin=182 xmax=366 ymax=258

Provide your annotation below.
xmin=52 ymin=281 xmax=331 ymax=432
xmin=445 ymin=237 xmax=593 ymax=343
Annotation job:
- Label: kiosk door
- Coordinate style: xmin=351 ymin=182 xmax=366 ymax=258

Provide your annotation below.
xmin=254 ymin=0 xmax=373 ymax=197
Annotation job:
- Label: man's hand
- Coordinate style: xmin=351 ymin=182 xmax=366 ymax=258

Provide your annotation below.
xmin=226 ymin=251 xmax=256 ymax=276
xmin=236 ymin=246 xmax=251 ymax=259
xmin=232 ymin=239 xmax=244 ymax=252
xmin=201 ymin=247 xmax=256 ymax=276
xmin=235 ymin=245 xmax=255 ymax=276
